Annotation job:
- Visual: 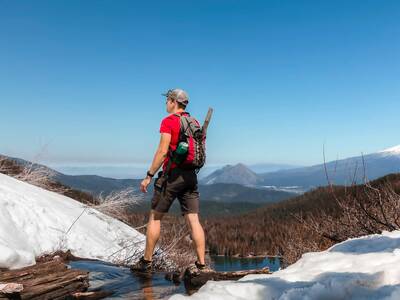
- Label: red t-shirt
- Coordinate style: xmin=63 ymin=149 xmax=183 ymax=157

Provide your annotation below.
xmin=159 ymin=112 xmax=189 ymax=171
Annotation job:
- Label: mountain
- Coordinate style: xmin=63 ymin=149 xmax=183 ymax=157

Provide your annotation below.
xmin=259 ymin=145 xmax=400 ymax=190
xmin=59 ymin=176 xmax=295 ymax=205
xmin=51 ymin=165 xmax=148 ymax=179
xmin=54 ymin=174 xmax=140 ymax=196
xmin=52 ymin=164 xmax=228 ymax=180
xmin=200 ymin=163 xmax=262 ymax=185
xmin=1 ymin=155 xmax=140 ymax=196
xmin=198 ymin=145 xmax=400 ymax=191
xmin=1 ymin=156 xmax=296 ymax=205
xmin=7 ymin=144 xmax=400 ymax=200
xmin=247 ymin=163 xmax=301 ymax=174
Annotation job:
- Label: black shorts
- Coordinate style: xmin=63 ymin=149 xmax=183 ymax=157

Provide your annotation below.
xmin=151 ymin=168 xmax=199 ymax=214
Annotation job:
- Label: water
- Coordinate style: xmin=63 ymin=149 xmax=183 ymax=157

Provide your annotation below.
xmin=210 ymin=255 xmax=281 ymax=272
xmin=69 ymin=260 xmax=183 ymax=299
xmin=70 ymin=256 xmax=280 ymax=299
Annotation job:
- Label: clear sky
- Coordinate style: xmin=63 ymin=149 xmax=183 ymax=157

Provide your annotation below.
xmin=1 ymin=0 xmax=399 ymax=168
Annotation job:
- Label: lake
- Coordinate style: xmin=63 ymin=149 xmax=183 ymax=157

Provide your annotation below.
xmin=70 ymin=256 xmax=281 ymax=299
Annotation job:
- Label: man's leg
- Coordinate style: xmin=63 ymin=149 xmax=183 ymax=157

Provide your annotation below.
xmin=144 ymin=210 xmax=164 ymax=261
xmin=185 ymin=213 xmax=206 ymax=265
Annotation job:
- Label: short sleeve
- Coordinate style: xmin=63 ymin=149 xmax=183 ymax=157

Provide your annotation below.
xmin=160 ymin=117 xmax=173 ymax=134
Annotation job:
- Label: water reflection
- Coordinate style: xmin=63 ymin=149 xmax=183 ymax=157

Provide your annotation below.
xmin=135 ymin=274 xmax=154 ymax=300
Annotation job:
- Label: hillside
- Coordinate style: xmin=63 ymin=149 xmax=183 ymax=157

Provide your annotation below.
xmin=132 ymin=200 xmax=264 ymax=217
xmin=1 ymin=155 xmax=140 ymax=196
xmin=55 ymin=173 xmax=140 ymax=195
xmin=204 ymin=173 xmax=400 ymax=262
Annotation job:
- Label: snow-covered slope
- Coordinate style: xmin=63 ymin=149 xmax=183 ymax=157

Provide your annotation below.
xmin=0 ymin=173 xmax=145 ymax=269
xmin=171 ymin=230 xmax=400 ymax=300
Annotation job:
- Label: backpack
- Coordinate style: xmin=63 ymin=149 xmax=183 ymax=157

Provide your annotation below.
xmin=173 ymin=112 xmax=206 ymax=171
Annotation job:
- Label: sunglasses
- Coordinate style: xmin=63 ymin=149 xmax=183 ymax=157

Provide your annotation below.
xmin=163 ymin=89 xmax=178 ymax=101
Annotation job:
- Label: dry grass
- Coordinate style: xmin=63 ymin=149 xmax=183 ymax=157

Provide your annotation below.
xmin=96 ymin=188 xmax=142 ymax=223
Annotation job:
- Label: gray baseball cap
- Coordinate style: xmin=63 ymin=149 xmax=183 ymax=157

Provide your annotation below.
xmin=162 ymin=88 xmax=189 ymax=106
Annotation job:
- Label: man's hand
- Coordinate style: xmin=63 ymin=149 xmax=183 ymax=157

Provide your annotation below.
xmin=140 ymin=176 xmax=152 ymax=193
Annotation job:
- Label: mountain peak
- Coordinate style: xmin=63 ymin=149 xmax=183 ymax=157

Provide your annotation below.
xmin=378 ymin=145 xmax=400 ymax=155
xmin=232 ymin=163 xmax=252 ymax=170
xmin=201 ymin=163 xmax=260 ymax=185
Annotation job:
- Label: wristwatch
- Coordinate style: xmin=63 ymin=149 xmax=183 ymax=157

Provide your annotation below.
xmin=146 ymin=171 xmax=155 ymax=178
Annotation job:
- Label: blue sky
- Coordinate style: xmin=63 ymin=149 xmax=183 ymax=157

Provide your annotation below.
xmin=1 ymin=0 xmax=399 ymax=170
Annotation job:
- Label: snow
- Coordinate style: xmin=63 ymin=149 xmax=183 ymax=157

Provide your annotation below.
xmin=0 ymin=173 xmax=145 ymax=269
xmin=261 ymin=185 xmax=305 ymax=194
xmin=205 ymin=177 xmax=217 ymax=185
xmin=171 ymin=230 xmax=400 ymax=300
xmin=378 ymin=145 xmax=400 ymax=156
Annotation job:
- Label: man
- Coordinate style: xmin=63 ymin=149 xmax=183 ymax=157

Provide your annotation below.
xmin=132 ymin=88 xmax=207 ymax=273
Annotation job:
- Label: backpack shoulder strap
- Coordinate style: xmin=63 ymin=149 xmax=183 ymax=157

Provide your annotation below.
xmin=181 ymin=115 xmax=202 ymax=139
xmin=173 ymin=111 xmax=191 ymax=118
xmin=180 ymin=115 xmax=191 ymax=137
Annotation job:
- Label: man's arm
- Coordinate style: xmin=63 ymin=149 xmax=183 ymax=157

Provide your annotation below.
xmin=140 ymin=133 xmax=171 ymax=193
xmin=147 ymin=133 xmax=171 ymax=176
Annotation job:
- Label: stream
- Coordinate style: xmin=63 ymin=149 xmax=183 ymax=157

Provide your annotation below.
xmin=70 ymin=256 xmax=281 ymax=299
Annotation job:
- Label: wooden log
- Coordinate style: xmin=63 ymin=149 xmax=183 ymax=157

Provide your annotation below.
xmin=0 ymin=260 xmax=90 ymax=300
xmin=22 ymin=273 xmax=88 ymax=299
xmin=184 ymin=267 xmax=271 ymax=293
xmin=29 ymin=280 xmax=88 ymax=300
xmin=0 ymin=261 xmax=67 ymax=282
xmin=35 ymin=250 xmax=79 ymax=264
xmin=22 ymin=270 xmax=85 ymax=288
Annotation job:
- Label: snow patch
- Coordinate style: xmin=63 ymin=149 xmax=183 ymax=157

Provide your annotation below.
xmin=0 ymin=173 xmax=145 ymax=269
xmin=378 ymin=145 xmax=400 ymax=156
xmin=205 ymin=177 xmax=217 ymax=185
xmin=170 ymin=230 xmax=400 ymax=300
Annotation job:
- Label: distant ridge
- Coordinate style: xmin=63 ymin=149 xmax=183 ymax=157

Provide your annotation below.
xmin=259 ymin=145 xmax=400 ymax=189
xmin=0 ymin=155 xmax=140 ymax=195
xmin=199 ymin=144 xmax=400 ymax=191
xmin=8 ymin=143 xmax=399 ymax=201
xmin=1 ymin=155 xmax=295 ymax=205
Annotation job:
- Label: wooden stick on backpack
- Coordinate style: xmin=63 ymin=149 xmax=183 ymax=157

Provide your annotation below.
xmin=202 ymin=107 xmax=213 ymax=137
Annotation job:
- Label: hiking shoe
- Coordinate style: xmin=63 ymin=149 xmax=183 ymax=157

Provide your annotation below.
xmin=187 ymin=261 xmax=213 ymax=275
xmin=130 ymin=256 xmax=152 ymax=273
xmin=195 ymin=261 xmax=213 ymax=273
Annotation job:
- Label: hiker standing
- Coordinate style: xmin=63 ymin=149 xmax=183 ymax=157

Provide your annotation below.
xmin=132 ymin=89 xmax=210 ymax=273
